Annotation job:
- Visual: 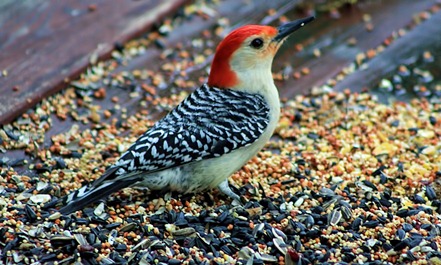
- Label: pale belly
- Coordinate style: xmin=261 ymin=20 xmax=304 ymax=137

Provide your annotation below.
xmin=136 ymin=102 xmax=279 ymax=193
xmin=136 ymin=125 xmax=274 ymax=193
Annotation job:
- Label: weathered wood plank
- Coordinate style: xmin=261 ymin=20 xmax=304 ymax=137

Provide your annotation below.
xmin=115 ymin=0 xmax=302 ymax=73
xmin=333 ymin=8 xmax=441 ymax=92
xmin=1 ymin=0 xmax=302 ymax=169
xmin=0 ymin=0 xmax=187 ymax=124
xmin=3 ymin=0 xmax=440 ymax=169
xmin=274 ymin=0 xmax=438 ymax=99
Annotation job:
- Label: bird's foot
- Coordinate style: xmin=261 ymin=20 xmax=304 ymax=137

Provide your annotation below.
xmin=218 ymin=179 xmax=247 ymax=205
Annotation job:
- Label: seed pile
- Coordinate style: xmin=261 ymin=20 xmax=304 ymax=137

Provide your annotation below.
xmin=2 ymin=86 xmax=441 ymax=264
xmin=2 ymin=1 xmax=441 ymax=264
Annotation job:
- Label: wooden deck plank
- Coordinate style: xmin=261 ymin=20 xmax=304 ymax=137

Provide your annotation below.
xmin=0 ymin=0 xmax=187 ymax=125
xmin=2 ymin=0 xmax=436 ymax=125
xmin=114 ymin=0 xmax=302 ymax=74
xmin=274 ymin=0 xmax=438 ymax=99
xmin=1 ymin=0 xmax=302 ymax=169
xmin=333 ymin=9 xmax=441 ymax=92
xmin=3 ymin=0 xmax=440 ymax=169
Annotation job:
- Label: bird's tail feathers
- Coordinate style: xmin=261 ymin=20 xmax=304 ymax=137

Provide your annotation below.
xmin=58 ymin=171 xmax=143 ymax=215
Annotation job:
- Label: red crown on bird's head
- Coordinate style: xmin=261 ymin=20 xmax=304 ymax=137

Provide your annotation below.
xmin=208 ymin=25 xmax=278 ymax=89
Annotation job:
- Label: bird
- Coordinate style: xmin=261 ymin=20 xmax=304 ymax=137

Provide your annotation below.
xmin=58 ymin=16 xmax=315 ymax=214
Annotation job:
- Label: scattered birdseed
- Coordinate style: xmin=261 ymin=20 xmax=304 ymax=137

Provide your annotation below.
xmin=347 ymin=37 xmax=357 ymax=46
xmin=3 ymin=82 xmax=441 ymax=264
xmin=88 ymin=4 xmax=97 ymax=12
xmin=372 ymin=48 xmax=440 ymax=101
xmin=365 ymin=22 xmax=374 ymax=32
xmin=2 ymin=1 xmax=441 ymax=264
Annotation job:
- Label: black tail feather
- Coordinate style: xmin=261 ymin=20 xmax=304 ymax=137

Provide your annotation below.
xmin=58 ymin=172 xmax=143 ymax=214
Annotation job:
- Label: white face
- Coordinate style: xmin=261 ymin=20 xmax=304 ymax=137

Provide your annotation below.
xmin=229 ymin=34 xmax=281 ymax=93
xmin=230 ymin=34 xmax=279 ymax=70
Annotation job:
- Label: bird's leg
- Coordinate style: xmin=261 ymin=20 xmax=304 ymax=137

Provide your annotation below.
xmin=218 ymin=179 xmax=242 ymax=203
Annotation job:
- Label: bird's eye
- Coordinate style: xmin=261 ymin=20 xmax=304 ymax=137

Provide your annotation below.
xmin=250 ymin=38 xmax=264 ymax=49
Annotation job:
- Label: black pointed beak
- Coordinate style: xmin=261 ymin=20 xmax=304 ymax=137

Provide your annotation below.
xmin=273 ymin=16 xmax=315 ymax=42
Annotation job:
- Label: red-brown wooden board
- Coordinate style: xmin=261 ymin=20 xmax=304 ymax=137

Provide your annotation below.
xmin=0 ymin=0 xmax=187 ymax=124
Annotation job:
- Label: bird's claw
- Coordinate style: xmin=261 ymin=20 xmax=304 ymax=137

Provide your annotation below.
xmin=218 ymin=179 xmax=244 ymax=205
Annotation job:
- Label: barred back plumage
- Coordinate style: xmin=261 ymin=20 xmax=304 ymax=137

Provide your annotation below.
xmin=114 ymin=84 xmax=270 ymax=174
xmin=59 ymin=84 xmax=270 ymax=214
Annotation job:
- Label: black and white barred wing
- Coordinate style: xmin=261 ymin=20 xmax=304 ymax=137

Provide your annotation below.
xmin=111 ymin=85 xmax=271 ymax=177
xmin=59 ymin=85 xmax=269 ymax=214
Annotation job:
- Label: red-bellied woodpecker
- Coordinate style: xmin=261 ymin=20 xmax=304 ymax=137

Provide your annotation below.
xmin=59 ymin=16 xmax=315 ymax=214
